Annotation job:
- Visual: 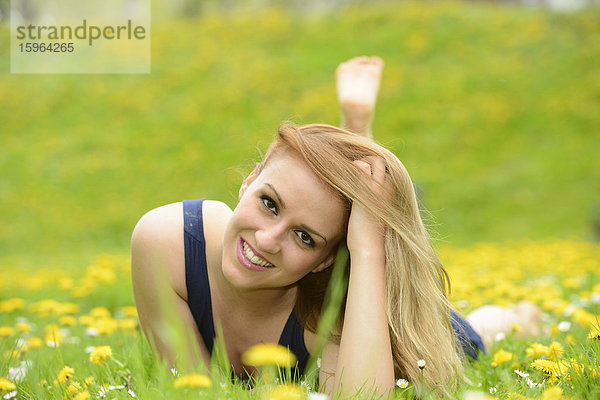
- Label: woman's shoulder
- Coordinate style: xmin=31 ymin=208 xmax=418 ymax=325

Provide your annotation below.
xmin=200 ymin=200 xmax=233 ymax=262
xmin=202 ymin=199 xmax=233 ymax=221
xmin=133 ymin=200 xmax=232 ymax=236
xmin=131 ymin=199 xmax=232 ymax=299
xmin=133 ymin=202 xmax=183 ymax=240
xmin=131 ymin=202 xmax=186 ymax=298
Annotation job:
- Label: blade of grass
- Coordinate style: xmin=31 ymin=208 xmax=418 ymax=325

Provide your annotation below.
xmin=303 ymin=242 xmax=350 ymax=387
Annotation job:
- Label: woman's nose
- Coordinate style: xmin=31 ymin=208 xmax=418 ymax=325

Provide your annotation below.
xmin=255 ymin=223 xmax=285 ymax=254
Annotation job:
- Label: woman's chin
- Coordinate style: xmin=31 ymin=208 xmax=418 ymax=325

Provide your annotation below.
xmin=221 ymin=259 xmax=256 ymax=290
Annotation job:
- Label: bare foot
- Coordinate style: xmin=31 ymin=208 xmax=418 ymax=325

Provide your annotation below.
xmin=336 ymin=56 xmax=384 ymax=138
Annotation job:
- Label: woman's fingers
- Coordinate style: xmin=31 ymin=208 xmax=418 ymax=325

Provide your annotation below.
xmin=370 ymin=157 xmax=387 ymax=184
xmin=352 ymin=159 xmax=372 ymax=176
xmin=352 ymin=157 xmax=389 ymax=193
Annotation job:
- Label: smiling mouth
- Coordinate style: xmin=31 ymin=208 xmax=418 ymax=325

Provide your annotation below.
xmin=241 ymin=240 xmax=274 ymax=268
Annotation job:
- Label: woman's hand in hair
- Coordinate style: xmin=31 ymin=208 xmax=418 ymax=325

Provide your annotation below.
xmin=346 ymin=156 xmax=390 ymax=262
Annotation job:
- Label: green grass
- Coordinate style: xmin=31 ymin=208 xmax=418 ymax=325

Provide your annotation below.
xmin=0 ymin=2 xmax=599 ymax=268
xmin=1 ymin=240 xmax=599 ymax=399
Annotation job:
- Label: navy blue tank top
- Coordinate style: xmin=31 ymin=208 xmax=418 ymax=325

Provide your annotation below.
xmin=183 ymin=199 xmax=310 ymax=374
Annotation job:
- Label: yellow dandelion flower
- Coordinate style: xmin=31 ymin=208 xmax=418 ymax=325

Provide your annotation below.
xmin=27 ymin=336 xmax=43 ymax=348
xmin=541 ymin=386 xmax=563 ymax=400
xmin=511 ymin=323 xmax=522 ymax=332
xmin=492 ymin=349 xmax=513 ymax=366
xmin=90 ymin=307 xmax=111 ymax=318
xmin=89 ymin=346 xmax=113 ymax=365
xmin=569 ymin=359 xmax=585 ymax=376
xmin=73 ymin=390 xmax=90 ymax=400
xmin=548 ymin=342 xmax=564 ymax=360
xmin=588 ymin=326 xmax=600 ymax=340
xmin=572 ymin=308 xmax=596 ymax=327
xmin=0 ymin=326 xmax=15 ymax=337
xmin=526 ymin=342 xmax=550 ymax=359
xmin=0 ymin=377 xmax=16 ymax=391
xmin=93 ymin=318 xmax=119 ymax=335
xmin=118 ymin=318 xmax=138 ymax=330
xmin=562 ymin=277 xmax=580 ymax=289
xmin=58 ymin=277 xmax=74 ymax=290
xmin=59 ymin=315 xmax=76 ymax=326
xmin=83 ymin=376 xmax=94 ymax=388
xmin=242 ymin=343 xmax=297 ymax=368
xmin=44 ymin=324 xmax=64 ymax=346
xmin=531 ymin=359 xmax=570 ymax=377
xmin=15 ymin=322 xmax=31 ymax=333
xmin=66 ymin=381 xmax=82 ymax=395
xmin=120 ymin=306 xmax=138 ymax=317
xmin=0 ymin=298 xmax=26 ymax=312
xmin=269 ymin=383 xmax=305 ymax=400
xmin=71 ymin=285 xmax=93 ymax=298
xmin=57 ymin=302 xmax=79 ymax=315
xmin=57 ymin=366 xmax=75 ymax=384
xmin=173 ymin=373 xmax=212 ymax=388
xmin=565 ymin=334 xmax=576 ymax=345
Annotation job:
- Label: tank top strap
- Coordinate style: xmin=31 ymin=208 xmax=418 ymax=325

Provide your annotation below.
xmin=183 ymin=199 xmax=216 ymax=353
xmin=279 ymin=307 xmax=310 ymax=374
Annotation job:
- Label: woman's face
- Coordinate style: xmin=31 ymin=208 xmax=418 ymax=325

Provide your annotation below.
xmin=221 ymin=150 xmax=348 ymax=291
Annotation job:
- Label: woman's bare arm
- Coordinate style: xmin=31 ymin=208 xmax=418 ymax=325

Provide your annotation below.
xmin=131 ymin=202 xmax=211 ymax=371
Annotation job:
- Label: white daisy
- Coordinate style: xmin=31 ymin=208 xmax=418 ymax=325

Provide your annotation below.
xmin=3 ymin=391 xmax=18 ymax=400
xmin=8 ymin=361 xmax=31 ymax=382
xmin=308 ymin=392 xmax=329 ymax=400
xmin=526 ymin=378 xmax=542 ymax=388
xmin=86 ymin=327 xmax=99 ymax=336
xmin=558 ymin=321 xmax=571 ymax=332
xmin=513 ymin=369 xmax=529 ymax=378
xmin=396 ymin=379 xmax=409 ymax=389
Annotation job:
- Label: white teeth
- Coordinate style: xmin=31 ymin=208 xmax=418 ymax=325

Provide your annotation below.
xmin=243 ymin=241 xmax=273 ymax=268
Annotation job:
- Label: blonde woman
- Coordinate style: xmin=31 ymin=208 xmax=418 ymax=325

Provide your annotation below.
xmin=131 ymin=57 xmax=484 ymax=397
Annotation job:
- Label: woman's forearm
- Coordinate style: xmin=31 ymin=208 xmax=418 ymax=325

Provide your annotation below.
xmin=334 ymin=252 xmax=395 ymax=397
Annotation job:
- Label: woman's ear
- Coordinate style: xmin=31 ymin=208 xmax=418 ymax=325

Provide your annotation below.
xmin=238 ymin=165 xmax=260 ymax=200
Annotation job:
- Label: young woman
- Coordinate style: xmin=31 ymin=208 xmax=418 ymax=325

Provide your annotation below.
xmin=131 ymin=57 xmax=484 ymax=397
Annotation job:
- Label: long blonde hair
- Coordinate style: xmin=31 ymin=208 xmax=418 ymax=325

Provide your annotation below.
xmin=258 ymin=123 xmax=463 ymax=395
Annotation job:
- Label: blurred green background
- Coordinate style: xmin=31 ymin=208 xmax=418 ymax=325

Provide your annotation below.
xmin=1 ymin=1 xmax=599 ymax=269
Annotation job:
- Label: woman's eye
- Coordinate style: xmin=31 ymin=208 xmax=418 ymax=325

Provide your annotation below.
xmin=295 ymin=230 xmax=314 ymax=247
xmin=261 ymin=196 xmax=278 ymax=214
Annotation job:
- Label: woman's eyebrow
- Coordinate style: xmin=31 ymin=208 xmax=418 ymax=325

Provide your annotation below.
xmin=264 ymin=183 xmax=328 ymax=244
xmin=265 ymin=183 xmax=286 ymax=208
xmin=300 ymin=224 xmax=327 ymax=245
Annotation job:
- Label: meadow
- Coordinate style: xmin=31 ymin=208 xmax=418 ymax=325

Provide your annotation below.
xmin=1 ymin=1 xmax=599 ymax=398
xmin=1 ymin=241 xmax=599 ymax=399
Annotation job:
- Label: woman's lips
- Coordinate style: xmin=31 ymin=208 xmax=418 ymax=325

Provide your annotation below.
xmin=237 ymin=238 xmax=275 ymax=272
